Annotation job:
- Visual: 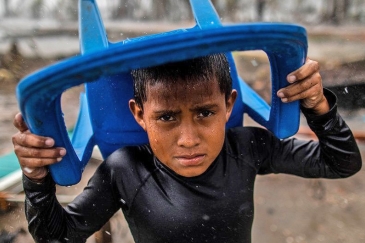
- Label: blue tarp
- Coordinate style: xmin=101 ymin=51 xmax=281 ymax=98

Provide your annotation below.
xmin=0 ymin=152 xmax=20 ymax=179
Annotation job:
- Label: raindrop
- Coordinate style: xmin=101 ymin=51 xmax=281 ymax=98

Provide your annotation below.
xmin=295 ymin=235 xmax=306 ymax=242
xmin=282 ymin=228 xmax=291 ymax=236
xmin=337 ymin=221 xmax=344 ymax=228
xmin=270 ymin=224 xmax=277 ymax=232
xmin=202 ymin=214 xmax=210 ymax=221
xmin=344 ymin=87 xmax=348 ymax=93
xmin=317 ymin=235 xmax=325 ymax=241
xmin=286 ymin=236 xmax=294 ymax=243
xmin=251 ymin=59 xmax=258 ymax=67
xmin=105 ymin=231 xmax=111 ymax=235
xmin=120 ymin=198 xmax=126 ymax=204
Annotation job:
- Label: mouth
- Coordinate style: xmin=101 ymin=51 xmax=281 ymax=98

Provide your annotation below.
xmin=174 ymin=154 xmax=206 ymax=166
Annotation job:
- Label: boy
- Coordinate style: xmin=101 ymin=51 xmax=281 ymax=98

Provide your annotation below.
xmin=12 ymin=54 xmax=362 ymax=243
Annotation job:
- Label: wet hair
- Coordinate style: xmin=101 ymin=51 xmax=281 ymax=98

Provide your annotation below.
xmin=131 ymin=53 xmax=232 ymax=108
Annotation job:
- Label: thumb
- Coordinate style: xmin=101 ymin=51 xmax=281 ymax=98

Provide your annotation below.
xmin=13 ymin=113 xmax=29 ymax=133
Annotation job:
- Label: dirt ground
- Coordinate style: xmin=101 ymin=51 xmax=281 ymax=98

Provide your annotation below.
xmin=0 ymin=24 xmax=365 ymax=243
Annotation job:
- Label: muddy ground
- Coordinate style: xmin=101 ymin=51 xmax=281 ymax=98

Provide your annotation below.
xmin=0 ymin=24 xmax=365 ymax=243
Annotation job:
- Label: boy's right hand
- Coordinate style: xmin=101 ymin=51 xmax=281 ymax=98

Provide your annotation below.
xmin=12 ymin=113 xmax=66 ymax=183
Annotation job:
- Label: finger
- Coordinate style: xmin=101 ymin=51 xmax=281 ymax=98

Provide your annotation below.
xmin=286 ymin=59 xmax=320 ymax=83
xmin=13 ymin=113 xmax=29 ymax=133
xmin=279 ymin=83 xmax=323 ymax=104
xmin=22 ymin=166 xmax=49 ymax=181
xmin=278 ymin=72 xmax=322 ymax=100
xmin=12 ymin=131 xmax=56 ymax=148
xmin=23 ymin=166 xmax=36 ymax=174
xmin=19 ymin=156 xmax=64 ymax=168
xmin=14 ymin=145 xmax=66 ymax=160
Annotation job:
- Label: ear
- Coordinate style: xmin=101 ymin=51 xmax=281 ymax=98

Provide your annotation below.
xmin=129 ymin=99 xmax=147 ymax=131
xmin=225 ymin=89 xmax=237 ymax=122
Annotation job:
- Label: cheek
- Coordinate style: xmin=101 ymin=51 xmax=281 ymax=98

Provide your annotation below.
xmin=212 ymin=129 xmax=225 ymax=147
xmin=207 ymin=120 xmax=226 ymax=149
xmin=146 ymin=124 xmax=171 ymax=154
xmin=146 ymin=125 xmax=160 ymax=144
xmin=209 ymin=115 xmax=227 ymax=133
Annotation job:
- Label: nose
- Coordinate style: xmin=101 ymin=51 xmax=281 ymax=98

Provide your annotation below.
xmin=176 ymin=120 xmax=201 ymax=148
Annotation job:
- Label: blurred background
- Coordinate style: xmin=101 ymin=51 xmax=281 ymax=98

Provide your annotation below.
xmin=0 ymin=0 xmax=365 ymax=242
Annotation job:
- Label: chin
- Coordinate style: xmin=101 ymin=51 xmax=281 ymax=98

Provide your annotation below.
xmin=176 ymin=167 xmax=207 ymax=178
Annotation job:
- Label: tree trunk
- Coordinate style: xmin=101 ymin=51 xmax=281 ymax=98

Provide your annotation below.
xmin=113 ymin=0 xmax=126 ymax=19
xmin=256 ymin=0 xmax=266 ymax=21
xmin=330 ymin=0 xmax=340 ymax=24
xmin=4 ymin=0 xmax=11 ymax=17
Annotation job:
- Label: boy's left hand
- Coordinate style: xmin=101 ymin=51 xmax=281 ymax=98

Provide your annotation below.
xmin=277 ymin=58 xmax=330 ymax=115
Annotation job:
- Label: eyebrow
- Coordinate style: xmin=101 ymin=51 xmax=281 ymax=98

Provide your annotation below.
xmin=153 ymin=109 xmax=181 ymax=115
xmin=152 ymin=104 xmax=219 ymax=115
xmin=190 ymin=104 xmax=219 ymax=112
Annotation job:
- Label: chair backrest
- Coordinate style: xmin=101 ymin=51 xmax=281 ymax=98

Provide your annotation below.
xmin=16 ymin=0 xmax=307 ymax=186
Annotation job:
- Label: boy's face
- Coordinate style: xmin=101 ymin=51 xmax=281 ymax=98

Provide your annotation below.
xmin=129 ymin=78 xmax=236 ymax=177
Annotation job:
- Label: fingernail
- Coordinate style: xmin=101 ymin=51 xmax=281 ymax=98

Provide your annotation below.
xmin=277 ymin=92 xmax=284 ymax=98
xmin=57 ymin=157 xmax=63 ymax=162
xmin=288 ymin=75 xmax=296 ymax=82
xmin=23 ymin=166 xmax=34 ymax=174
xmin=45 ymin=138 xmax=54 ymax=146
xmin=281 ymin=98 xmax=288 ymax=103
xmin=59 ymin=149 xmax=66 ymax=156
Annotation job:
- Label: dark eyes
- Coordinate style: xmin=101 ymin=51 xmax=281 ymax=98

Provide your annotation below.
xmin=158 ymin=110 xmax=214 ymax=122
xmin=197 ymin=110 xmax=214 ymax=118
xmin=159 ymin=114 xmax=175 ymax=121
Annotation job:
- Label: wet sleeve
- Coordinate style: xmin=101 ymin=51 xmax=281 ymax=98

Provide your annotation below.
xmin=23 ymin=161 xmax=121 ymax=243
xmin=257 ymin=89 xmax=362 ymax=178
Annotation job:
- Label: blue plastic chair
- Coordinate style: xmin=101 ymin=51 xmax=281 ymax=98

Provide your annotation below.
xmin=16 ymin=0 xmax=307 ymax=186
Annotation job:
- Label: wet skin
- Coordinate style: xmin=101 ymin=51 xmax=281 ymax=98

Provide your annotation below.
xmin=129 ymin=79 xmax=237 ymax=177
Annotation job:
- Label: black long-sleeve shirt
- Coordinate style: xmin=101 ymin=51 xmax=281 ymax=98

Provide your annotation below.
xmin=23 ymin=90 xmax=362 ymax=243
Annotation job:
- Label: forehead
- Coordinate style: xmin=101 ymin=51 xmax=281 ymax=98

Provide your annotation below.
xmin=145 ymin=78 xmax=223 ymax=106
